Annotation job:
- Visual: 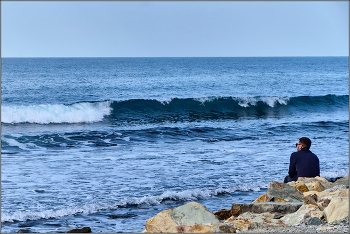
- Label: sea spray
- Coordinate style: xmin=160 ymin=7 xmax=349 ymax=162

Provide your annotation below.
xmin=1 ymin=101 xmax=112 ymax=124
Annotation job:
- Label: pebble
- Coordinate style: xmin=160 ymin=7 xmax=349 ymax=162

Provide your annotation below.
xmin=238 ymin=217 xmax=349 ymax=233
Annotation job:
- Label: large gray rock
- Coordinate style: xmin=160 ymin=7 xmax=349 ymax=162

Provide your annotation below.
xmin=266 ymin=181 xmax=304 ymax=202
xmin=145 ymin=202 xmax=234 ymax=233
xmin=231 ymin=202 xmax=303 ymax=216
xmin=171 ymin=202 xmax=220 ymax=226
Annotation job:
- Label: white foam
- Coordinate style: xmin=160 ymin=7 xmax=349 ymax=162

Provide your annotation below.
xmin=236 ymin=97 xmax=258 ymax=107
xmin=260 ymin=96 xmax=289 ymax=107
xmin=194 ymin=96 xmax=219 ymax=105
xmin=1 ymin=101 xmax=112 ymax=124
xmin=2 ymin=138 xmax=29 ymax=150
xmin=1 ymin=183 xmax=268 ymax=223
xmin=122 ymin=183 xmax=266 ymax=206
xmin=157 ymin=98 xmax=174 ymax=105
xmin=235 ymin=96 xmax=290 ymax=108
xmin=321 ymin=170 xmax=349 ymax=179
xmin=122 ymin=137 xmax=130 ymax=142
xmin=1 ymin=137 xmax=45 ymax=151
xmin=1 ymin=203 xmax=111 ymax=223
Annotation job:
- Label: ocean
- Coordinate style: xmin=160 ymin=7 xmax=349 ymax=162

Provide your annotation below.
xmin=1 ymin=57 xmax=349 ymax=233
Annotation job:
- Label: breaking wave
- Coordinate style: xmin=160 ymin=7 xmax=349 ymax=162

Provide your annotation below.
xmin=1 ymin=101 xmax=112 ymax=124
xmin=2 ymin=95 xmax=347 ymax=124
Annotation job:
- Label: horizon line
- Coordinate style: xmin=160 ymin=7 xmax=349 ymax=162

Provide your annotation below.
xmin=2 ymin=55 xmax=349 ymax=58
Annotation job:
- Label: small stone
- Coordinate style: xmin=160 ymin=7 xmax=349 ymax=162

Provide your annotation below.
xmin=305 ymin=217 xmax=324 ymax=225
xmin=317 ymin=226 xmax=334 ymax=231
xmin=66 ymin=227 xmax=91 ymax=233
xmin=16 ymin=230 xmax=30 ymax=233
xmin=310 ymin=210 xmax=324 ymax=219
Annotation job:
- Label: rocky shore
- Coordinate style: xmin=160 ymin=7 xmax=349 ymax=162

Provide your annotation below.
xmin=141 ymin=175 xmax=349 ymax=233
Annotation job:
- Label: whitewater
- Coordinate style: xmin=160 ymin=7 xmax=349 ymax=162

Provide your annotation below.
xmin=1 ymin=57 xmax=348 ymax=233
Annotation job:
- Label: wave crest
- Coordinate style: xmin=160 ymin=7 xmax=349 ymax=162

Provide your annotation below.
xmin=2 ymin=95 xmax=348 ymax=125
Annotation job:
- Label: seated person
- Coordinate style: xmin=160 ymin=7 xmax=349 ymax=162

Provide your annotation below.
xmin=284 ymin=137 xmax=320 ymax=183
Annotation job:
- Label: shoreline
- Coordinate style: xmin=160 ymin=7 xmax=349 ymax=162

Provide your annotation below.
xmin=141 ymin=175 xmax=349 ymax=233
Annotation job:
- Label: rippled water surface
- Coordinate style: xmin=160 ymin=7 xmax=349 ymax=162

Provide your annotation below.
xmin=1 ymin=57 xmax=349 ymax=233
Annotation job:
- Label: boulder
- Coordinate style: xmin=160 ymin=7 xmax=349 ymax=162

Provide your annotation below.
xmin=297 ymin=176 xmax=333 ymax=190
xmin=225 ymin=212 xmax=287 ymax=231
xmin=145 ymin=202 xmax=226 ymax=233
xmin=303 ymin=188 xmax=348 ymax=199
xmin=214 ymin=209 xmax=232 ymax=220
xmin=280 ymin=204 xmax=321 ymax=226
xmin=150 ymin=222 xmax=236 ymax=233
xmin=288 ymin=181 xmax=309 ymax=192
xmin=145 ymin=209 xmax=178 ymax=233
xmin=252 ymin=193 xmax=268 ymax=203
xmin=324 ymin=196 xmax=349 ymax=223
xmin=177 ymin=224 xmax=215 ymax=233
xmin=302 ymin=194 xmax=324 ymax=211
xmin=171 ymin=202 xmax=220 ymax=226
xmin=225 ymin=215 xmax=257 ymax=231
xmin=295 ymin=182 xmax=309 ymax=192
xmin=323 ymin=185 xmax=348 ymax=193
xmin=266 ymin=181 xmax=303 ymax=202
xmin=211 ymin=223 xmax=236 ymax=233
xmin=231 ymin=202 xmax=303 ymax=216
xmin=311 ymin=181 xmax=326 ymax=192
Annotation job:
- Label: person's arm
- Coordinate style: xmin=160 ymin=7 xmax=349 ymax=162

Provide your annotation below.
xmin=288 ymin=153 xmax=297 ymax=178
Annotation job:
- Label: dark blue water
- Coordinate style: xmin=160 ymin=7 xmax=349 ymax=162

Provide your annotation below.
xmin=1 ymin=57 xmax=349 ymax=233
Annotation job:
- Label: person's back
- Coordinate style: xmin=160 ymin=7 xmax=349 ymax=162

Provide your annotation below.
xmin=284 ymin=137 xmax=320 ymax=183
xmin=288 ymin=147 xmax=319 ymax=181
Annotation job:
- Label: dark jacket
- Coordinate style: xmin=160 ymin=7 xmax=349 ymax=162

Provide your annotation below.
xmin=288 ymin=147 xmax=320 ymax=181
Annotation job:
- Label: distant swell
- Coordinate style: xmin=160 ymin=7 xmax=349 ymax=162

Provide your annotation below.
xmin=2 ymin=95 xmax=348 ymax=124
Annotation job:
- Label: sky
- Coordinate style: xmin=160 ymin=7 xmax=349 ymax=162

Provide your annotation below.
xmin=1 ymin=1 xmax=349 ymax=57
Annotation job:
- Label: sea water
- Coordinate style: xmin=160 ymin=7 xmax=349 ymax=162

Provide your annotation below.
xmin=1 ymin=57 xmax=349 ymax=233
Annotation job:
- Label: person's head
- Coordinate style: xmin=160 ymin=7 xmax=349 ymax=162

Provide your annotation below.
xmin=296 ymin=137 xmax=311 ymax=151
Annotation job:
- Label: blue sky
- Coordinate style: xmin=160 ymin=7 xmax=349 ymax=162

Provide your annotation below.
xmin=1 ymin=1 xmax=349 ymax=57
